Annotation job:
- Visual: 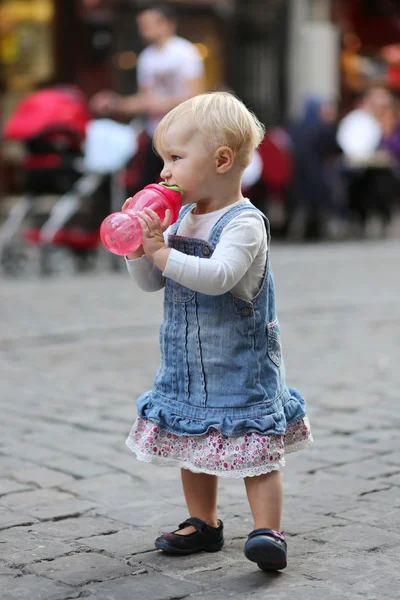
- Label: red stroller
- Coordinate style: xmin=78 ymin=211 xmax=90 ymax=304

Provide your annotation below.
xmin=0 ymin=86 xmax=112 ymax=275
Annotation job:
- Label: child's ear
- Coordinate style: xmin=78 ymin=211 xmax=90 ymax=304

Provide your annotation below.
xmin=215 ymin=146 xmax=234 ymax=173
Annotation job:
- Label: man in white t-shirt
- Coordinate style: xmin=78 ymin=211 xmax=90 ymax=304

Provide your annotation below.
xmin=91 ymin=4 xmax=205 ymax=188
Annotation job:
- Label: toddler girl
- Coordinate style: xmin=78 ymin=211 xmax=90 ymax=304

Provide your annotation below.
xmin=125 ymin=92 xmax=312 ymax=571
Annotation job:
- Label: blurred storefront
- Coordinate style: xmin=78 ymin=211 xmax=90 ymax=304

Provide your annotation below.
xmin=1 ymin=0 xmax=399 ymax=126
xmin=5 ymin=1 xmax=398 ymax=194
xmin=332 ymin=0 xmax=400 ymax=109
xmin=1 ymin=0 xmax=292 ymax=193
xmin=0 ymin=0 xmax=293 ymax=125
xmin=0 ymin=0 xmax=114 ymax=126
xmin=0 ymin=0 xmax=56 ymax=123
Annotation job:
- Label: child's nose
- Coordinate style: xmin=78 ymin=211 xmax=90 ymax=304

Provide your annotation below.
xmin=160 ymin=166 xmax=171 ymax=181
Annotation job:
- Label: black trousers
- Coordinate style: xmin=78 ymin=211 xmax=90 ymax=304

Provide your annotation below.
xmin=347 ymin=167 xmax=394 ymax=226
xmin=138 ymin=138 xmax=164 ymax=190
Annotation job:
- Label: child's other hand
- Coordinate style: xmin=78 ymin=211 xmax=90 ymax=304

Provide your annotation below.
xmin=121 ymin=197 xmax=132 ymax=211
xmin=137 ymin=208 xmax=171 ymax=268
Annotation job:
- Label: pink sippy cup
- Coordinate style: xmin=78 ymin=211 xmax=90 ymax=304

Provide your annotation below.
xmin=100 ymin=183 xmax=182 ymax=256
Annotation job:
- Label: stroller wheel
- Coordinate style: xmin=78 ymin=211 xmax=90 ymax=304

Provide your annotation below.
xmin=39 ymin=244 xmax=76 ymax=276
xmin=1 ymin=243 xmax=29 ymax=277
xmin=72 ymin=249 xmax=98 ymax=273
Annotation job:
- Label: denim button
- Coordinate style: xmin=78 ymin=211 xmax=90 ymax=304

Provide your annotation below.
xmin=202 ymin=247 xmax=211 ymax=257
xmin=241 ymin=307 xmax=251 ymax=317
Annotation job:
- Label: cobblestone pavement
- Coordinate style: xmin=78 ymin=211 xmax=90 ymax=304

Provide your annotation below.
xmin=1 ymin=239 xmax=399 ymax=600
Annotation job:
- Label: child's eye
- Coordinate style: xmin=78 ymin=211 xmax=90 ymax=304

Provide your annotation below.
xmin=171 ymin=155 xmax=181 ymax=162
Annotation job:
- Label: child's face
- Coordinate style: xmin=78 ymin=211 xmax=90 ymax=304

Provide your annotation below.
xmin=157 ymin=122 xmax=218 ymax=204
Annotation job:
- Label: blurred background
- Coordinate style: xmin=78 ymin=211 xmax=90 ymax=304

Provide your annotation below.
xmin=0 ymin=0 xmax=400 ymax=276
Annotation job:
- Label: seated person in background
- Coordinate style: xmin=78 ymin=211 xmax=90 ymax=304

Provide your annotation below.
xmin=337 ymin=85 xmax=392 ymax=162
xmin=379 ymin=99 xmax=400 ymax=167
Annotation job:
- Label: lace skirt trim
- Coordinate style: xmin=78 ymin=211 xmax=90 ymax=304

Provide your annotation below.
xmin=126 ymin=415 xmax=313 ymax=479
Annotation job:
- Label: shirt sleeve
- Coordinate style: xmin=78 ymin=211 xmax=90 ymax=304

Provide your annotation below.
xmin=125 ymin=227 xmax=171 ymax=292
xmin=125 ymin=255 xmax=165 ymax=292
xmin=180 ymin=44 xmax=204 ymax=80
xmin=136 ymin=50 xmax=153 ymax=88
xmin=163 ymin=212 xmax=267 ymax=296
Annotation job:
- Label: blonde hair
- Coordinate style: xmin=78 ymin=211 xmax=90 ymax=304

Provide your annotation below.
xmin=153 ymin=92 xmax=265 ymax=167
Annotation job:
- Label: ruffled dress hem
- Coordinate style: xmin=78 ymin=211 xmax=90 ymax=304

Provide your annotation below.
xmin=125 ymin=415 xmax=313 ymax=479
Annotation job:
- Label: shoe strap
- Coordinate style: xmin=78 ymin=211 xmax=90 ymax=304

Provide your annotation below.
xmin=178 ymin=517 xmax=220 ymax=540
xmin=178 ymin=517 xmax=209 ymax=532
xmin=248 ymin=528 xmax=285 ymax=542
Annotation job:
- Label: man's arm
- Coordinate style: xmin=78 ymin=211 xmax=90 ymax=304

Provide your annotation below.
xmin=146 ymin=76 xmax=205 ymax=114
xmin=90 ymin=86 xmax=155 ymax=119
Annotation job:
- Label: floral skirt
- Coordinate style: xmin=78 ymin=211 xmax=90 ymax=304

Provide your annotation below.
xmin=126 ymin=416 xmax=313 ymax=478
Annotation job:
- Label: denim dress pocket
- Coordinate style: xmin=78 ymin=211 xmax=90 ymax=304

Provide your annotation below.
xmin=165 ymin=278 xmax=196 ymax=303
xmin=267 ymin=318 xmax=282 ymax=367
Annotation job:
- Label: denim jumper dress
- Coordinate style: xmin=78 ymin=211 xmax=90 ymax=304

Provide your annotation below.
xmin=126 ymin=202 xmax=312 ymax=477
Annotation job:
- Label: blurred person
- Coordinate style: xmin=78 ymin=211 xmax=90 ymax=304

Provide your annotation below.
xmin=336 ymin=85 xmax=392 ymax=162
xmin=124 ymin=92 xmax=312 ymax=570
xmin=373 ymin=99 xmax=400 ymax=223
xmin=287 ymin=97 xmax=341 ymax=241
xmin=337 ymin=87 xmax=395 ymax=234
xmin=91 ymin=4 xmax=205 ymax=189
xmin=379 ymin=98 xmax=400 ymax=165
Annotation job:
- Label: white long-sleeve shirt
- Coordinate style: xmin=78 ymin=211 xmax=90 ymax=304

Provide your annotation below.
xmin=126 ymin=199 xmax=268 ymax=302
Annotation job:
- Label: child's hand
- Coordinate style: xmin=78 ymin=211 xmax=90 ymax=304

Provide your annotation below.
xmin=137 ymin=208 xmax=171 ymax=269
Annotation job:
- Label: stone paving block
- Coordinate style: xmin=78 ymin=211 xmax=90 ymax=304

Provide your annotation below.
xmin=0 ymin=443 xmax=65 ymax=462
xmin=134 ymin=539 xmax=242 ymax=576
xmin=26 ymin=552 xmax=138 ymax=585
xmin=99 ymin=451 xmax=152 ymax=475
xmin=378 ymin=472 xmax=400 ymax=487
xmin=356 ymin=486 xmax=400 ymax=509
xmin=0 ymin=488 xmax=75 ymax=509
xmin=95 ymin=501 xmax=187 ymax=529
xmin=0 ymin=516 xmax=120 ymax=545
xmin=0 ymin=536 xmax=73 ymax=567
xmin=59 ymin=473 xmax=140 ymax=505
xmin=290 ymin=548 xmax=399 ymax=599
xmin=294 ymin=443 xmax=374 ymax=466
xmin=184 ymin=559 xmax=280 ymax=597
xmin=0 ymin=574 xmax=73 ymax=600
xmin=333 ymin=505 xmax=400 ymax=530
xmin=12 ymin=466 xmax=75 ymax=488
xmin=285 ymin=471 xmax=392 ymax=508
xmin=383 ymin=452 xmax=400 ymax=467
xmin=188 ymin=541 xmax=398 ymax=599
xmin=282 ymin=511 xmax=347 ymax=536
xmin=195 ymin=584 xmax=375 ymax=600
xmin=43 ymin=455 xmax=115 ymax=479
xmin=353 ymin=428 xmax=400 ymax=449
xmin=0 ymin=478 xmax=33 ymax=496
xmin=0 ymin=510 xmax=39 ymax=531
xmin=25 ymin=498 xmax=96 ymax=521
xmin=303 ymin=522 xmax=399 ymax=552
xmin=327 ymin=458 xmax=400 ymax=480
xmin=78 ymin=528 xmax=156 ymax=557
xmin=85 ymin=572 xmax=204 ymax=600
xmin=0 ymin=456 xmax=36 ymax=476
xmin=0 ymin=563 xmax=22 ymax=576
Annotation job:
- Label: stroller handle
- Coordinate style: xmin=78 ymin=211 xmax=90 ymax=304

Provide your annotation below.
xmin=26 ymin=125 xmax=86 ymax=146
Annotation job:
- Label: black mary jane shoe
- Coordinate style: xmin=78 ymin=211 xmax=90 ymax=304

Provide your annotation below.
xmin=244 ymin=528 xmax=287 ymax=571
xmin=154 ymin=517 xmax=224 ymax=555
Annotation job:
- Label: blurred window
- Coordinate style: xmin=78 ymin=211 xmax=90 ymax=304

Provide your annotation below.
xmin=0 ymin=0 xmax=55 ymax=93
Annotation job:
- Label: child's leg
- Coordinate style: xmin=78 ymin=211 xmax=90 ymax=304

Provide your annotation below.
xmin=244 ymin=471 xmax=283 ymax=530
xmin=177 ymin=469 xmax=219 ymax=534
xmin=244 ymin=472 xmax=287 ymax=571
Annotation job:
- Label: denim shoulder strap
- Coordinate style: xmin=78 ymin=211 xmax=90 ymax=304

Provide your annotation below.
xmin=169 ymin=204 xmax=194 ymax=235
xmin=208 ymin=202 xmax=271 ymax=247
